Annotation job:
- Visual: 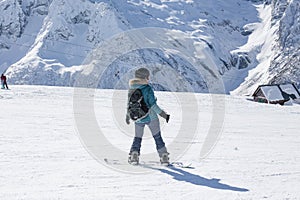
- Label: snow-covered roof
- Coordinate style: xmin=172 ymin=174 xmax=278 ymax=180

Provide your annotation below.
xmin=260 ymin=86 xmax=284 ymax=101
xmin=280 ymin=84 xmax=300 ymax=99
xmin=253 ymin=83 xmax=300 ymax=102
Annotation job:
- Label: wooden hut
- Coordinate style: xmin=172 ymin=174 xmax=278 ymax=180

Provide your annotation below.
xmin=252 ymin=83 xmax=300 ymax=105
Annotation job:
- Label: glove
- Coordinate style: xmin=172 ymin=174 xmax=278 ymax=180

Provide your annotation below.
xmin=126 ymin=115 xmax=130 ymax=125
xmin=159 ymin=111 xmax=170 ymax=123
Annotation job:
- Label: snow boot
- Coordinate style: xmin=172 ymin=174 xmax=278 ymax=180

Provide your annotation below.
xmin=128 ymin=151 xmax=139 ymax=165
xmin=160 ymin=152 xmax=170 ymax=165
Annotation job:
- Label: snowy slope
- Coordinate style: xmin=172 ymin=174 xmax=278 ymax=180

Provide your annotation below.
xmin=1 ymin=85 xmax=300 ymax=199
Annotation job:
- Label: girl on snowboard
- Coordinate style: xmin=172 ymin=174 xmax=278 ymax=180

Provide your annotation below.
xmin=126 ymin=68 xmax=170 ymax=165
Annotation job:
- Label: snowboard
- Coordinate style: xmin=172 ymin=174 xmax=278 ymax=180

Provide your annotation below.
xmin=103 ymin=158 xmax=193 ymax=169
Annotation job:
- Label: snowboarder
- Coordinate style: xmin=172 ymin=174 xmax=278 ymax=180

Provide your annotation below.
xmin=126 ymin=68 xmax=170 ymax=165
xmin=1 ymin=73 xmax=9 ymax=89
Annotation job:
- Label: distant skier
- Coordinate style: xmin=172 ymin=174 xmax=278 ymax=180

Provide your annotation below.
xmin=1 ymin=73 xmax=9 ymax=89
xmin=126 ymin=67 xmax=170 ymax=165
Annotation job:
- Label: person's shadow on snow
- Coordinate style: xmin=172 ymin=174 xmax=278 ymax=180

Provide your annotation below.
xmin=154 ymin=166 xmax=249 ymax=192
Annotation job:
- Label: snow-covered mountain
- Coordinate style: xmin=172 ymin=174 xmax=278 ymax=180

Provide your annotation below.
xmin=232 ymin=0 xmax=300 ymax=95
xmin=0 ymin=0 xmax=299 ymax=94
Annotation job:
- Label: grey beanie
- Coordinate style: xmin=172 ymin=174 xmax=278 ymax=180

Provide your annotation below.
xmin=135 ymin=68 xmax=150 ymax=79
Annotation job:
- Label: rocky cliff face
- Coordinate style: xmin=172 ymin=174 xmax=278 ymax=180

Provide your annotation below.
xmin=0 ymin=0 xmax=27 ymax=40
xmin=269 ymin=0 xmax=300 ymax=86
xmin=0 ymin=0 xmax=51 ymax=38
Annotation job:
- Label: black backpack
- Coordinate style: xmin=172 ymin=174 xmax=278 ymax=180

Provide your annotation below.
xmin=127 ymin=88 xmax=149 ymax=120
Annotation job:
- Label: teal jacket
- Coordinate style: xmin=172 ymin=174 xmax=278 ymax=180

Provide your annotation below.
xmin=128 ymin=78 xmax=163 ymax=123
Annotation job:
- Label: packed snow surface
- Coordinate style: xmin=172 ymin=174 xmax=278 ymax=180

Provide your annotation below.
xmin=0 ymin=85 xmax=300 ymax=199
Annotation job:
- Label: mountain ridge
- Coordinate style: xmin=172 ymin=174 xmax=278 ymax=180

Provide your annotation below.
xmin=0 ymin=0 xmax=299 ymax=94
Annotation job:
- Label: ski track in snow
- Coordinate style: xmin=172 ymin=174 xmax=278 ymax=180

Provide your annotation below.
xmin=0 ymin=85 xmax=300 ymax=200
